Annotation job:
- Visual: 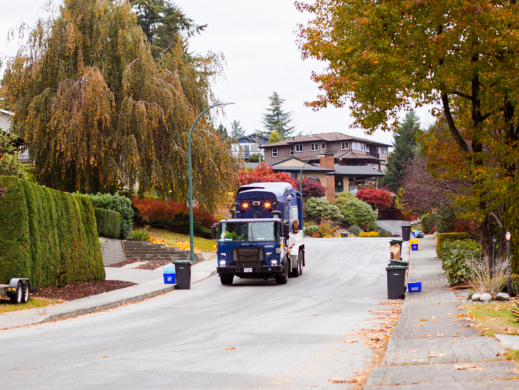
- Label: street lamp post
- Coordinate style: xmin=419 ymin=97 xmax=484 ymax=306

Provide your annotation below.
xmin=188 ymin=102 xmax=234 ymax=263
xmin=299 ymin=157 xmax=318 ymax=196
xmin=492 ymin=235 xmax=496 ymax=279
xmin=506 ymin=231 xmax=512 ymax=296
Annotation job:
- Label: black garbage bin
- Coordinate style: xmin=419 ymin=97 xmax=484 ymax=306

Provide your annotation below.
xmin=174 ymin=261 xmax=192 ymax=289
xmin=390 ymin=239 xmax=404 ymax=253
xmin=386 ymin=265 xmax=408 ymax=299
xmin=401 ymin=225 xmax=412 ymax=241
xmin=340 ymin=232 xmax=348 ymax=238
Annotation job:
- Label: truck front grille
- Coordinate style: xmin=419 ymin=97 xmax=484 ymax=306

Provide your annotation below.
xmin=233 ymin=248 xmax=264 ymax=266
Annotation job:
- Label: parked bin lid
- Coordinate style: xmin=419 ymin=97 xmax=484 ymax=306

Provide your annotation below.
xmin=386 ymin=265 xmax=408 ymax=270
xmin=174 ymin=260 xmax=192 ymax=264
xmin=389 ymin=260 xmax=409 ymax=265
xmin=390 ymin=239 xmax=404 ymax=244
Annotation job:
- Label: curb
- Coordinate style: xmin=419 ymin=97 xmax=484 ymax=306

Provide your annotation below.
xmin=35 ymin=284 xmax=176 ymax=324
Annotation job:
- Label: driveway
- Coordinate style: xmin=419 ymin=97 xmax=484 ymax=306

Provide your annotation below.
xmin=377 ymin=219 xmax=411 ymax=235
xmin=0 ymin=237 xmax=393 ymax=389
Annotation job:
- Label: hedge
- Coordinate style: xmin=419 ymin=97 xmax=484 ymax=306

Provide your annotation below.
xmin=439 ymin=239 xmax=481 ymax=286
xmin=81 ymin=192 xmax=133 ymax=239
xmin=0 ymin=177 xmax=104 ymax=287
xmin=436 ymin=232 xmax=469 ymax=258
xmin=94 ymin=208 xmax=122 ymax=239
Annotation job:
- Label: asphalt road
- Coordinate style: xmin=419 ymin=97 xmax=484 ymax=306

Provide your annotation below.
xmin=0 ymin=237 xmax=393 ymax=390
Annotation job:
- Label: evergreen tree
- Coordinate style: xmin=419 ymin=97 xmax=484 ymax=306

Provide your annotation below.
xmin=230 ymin=120 xmax=245 ymax=139
xmin=217 ymin=123 xmax=228 ymax=140
xmin=260 ymin=92 xmax=295 ymax=139
xmin=268 ymin=131 xmax=281 ymax=144
xmin=380 ymin=111 xmax=421 ymax=192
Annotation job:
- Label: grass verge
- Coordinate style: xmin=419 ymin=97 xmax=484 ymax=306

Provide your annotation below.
xmin=0 ymin=298 xmax=63 ymax=313
xmin=147 ymin=227 xmax=216 ymax=253
xmin=464 ymin=301 xmax=519 ymax=336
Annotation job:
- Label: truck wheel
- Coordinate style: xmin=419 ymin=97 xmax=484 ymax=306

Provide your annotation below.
xmin=22 ymin=281 xmax=30 ymax=303
xmin=10 ymin=281 xmax=23 ymax=304
xmin=291 ymin=258 xmax=299 ymax=278
xmin=298 ymin=250 xmax=303 ymax=276
xmin=220 ymin=274 xmax=234 ymax=285
xmin=275 ymin=259 xmax=289 ymax=284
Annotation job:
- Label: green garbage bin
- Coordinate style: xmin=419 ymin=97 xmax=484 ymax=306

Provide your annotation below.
xmin=174 ymin=261 xmax=192 ymax=290
xmin=390 ymin=239 xmax=404 ymax=252
xmin=387 ymin=259 xmax=409 ymax=267
xmin=386 ymin=265 xmax=408 ymax=299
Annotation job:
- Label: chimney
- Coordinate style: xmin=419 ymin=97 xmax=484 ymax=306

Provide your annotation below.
xmin=320 ymin=155 xmax=334 ymax=170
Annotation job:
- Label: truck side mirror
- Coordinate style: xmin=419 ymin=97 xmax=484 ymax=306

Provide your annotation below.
xmin=211 ymin=226 xmax=217 ymax=240
xmin=283 ymin=223 xmax=290 ymax=240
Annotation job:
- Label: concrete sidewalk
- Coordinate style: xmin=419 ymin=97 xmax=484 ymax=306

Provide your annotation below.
xmin=365 ymin=235 xmax=519 ymax=389
xmin=0 ymin=256 xmax=217 ymax=330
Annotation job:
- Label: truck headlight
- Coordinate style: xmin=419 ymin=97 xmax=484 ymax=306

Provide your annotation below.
xmin=271 ymin=260 xmax=278 ymax=266
xmin=219 ymin=260 xmax=226 ymax=267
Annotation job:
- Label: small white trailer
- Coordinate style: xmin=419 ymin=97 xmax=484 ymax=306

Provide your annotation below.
xmin=0 ymin=278 xmax=31 ymax=304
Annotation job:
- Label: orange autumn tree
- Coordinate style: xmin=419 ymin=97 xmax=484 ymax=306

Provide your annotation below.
xmin=238 ymin=163 xmax=296 ymax=188
xmin=297 ymin=0 xmax=519 ymax=260
xmin=356 ymin=187 xmax=393 ymax=211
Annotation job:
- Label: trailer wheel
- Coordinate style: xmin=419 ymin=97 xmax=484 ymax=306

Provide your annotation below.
xmin=10 ymin=281 xmax=23 ymax=304
xmin=220 ymin=274 xmax=234 ymax=285
xmin=22 ymin=281 xmax=30 ymax=303
xmin=275 ymin=259 xmax=289 ymax=284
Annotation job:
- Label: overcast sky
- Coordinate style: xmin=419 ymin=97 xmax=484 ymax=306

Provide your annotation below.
xmin=0 ymin=0 xmax=436 ymax=146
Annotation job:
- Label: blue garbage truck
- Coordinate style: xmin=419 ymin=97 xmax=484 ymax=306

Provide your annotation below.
xmin=212 ymin=182 xmax=305 ymax=285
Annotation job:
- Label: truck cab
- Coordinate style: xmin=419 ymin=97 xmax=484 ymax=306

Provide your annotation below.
xmin=214 ymin=182 xmax=305 ymax=285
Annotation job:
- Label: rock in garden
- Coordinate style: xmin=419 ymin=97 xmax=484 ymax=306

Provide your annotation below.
xmin=471 ymin=293 xmax=481 ymax=301
xmin=496 ymin=292 xmax=510 ymax=301
xmin=480 ymin=293 xmax=492 ymax=302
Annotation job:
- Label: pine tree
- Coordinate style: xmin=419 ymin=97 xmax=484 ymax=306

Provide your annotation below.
xmin=230 ymin=120 xmax=245 ymax=139
xmin=217 ymin=123 xmax=228 ymax=140
xmin=260 ymin=92 xmax=295 ymax=139
xmin=380 ymin=111 xmax=421 ymax=192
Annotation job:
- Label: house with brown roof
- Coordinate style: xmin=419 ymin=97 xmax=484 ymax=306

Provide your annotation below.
xmin=260 ymin=132 xmax=391 ymax=202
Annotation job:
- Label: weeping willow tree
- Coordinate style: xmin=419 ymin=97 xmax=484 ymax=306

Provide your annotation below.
xmin=2 ymin=0 xmax=238 ymax=211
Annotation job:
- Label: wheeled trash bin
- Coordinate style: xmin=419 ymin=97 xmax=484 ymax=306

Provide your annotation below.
xmin=174 ymin=261 xmax=192 ymax=289
xmin=401 ymin=225 xmax=412 ymax=241
xmin=386 ymin=264 xmax=408 ymax=299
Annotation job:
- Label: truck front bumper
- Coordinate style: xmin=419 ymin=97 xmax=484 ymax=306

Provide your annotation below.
xmin=217 ymin=265 xmax=284 ymax=274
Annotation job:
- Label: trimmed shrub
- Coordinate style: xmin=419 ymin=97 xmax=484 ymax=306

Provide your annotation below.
xmin=335 ymin=197 xmax=378 ymax=231
xmin=94 ymin=208 xmax=122 ymax=239
xmin=0 ymin=177 xmax=104 ymax=287
xmin=359 ymin=231 xmax=380 ymax=237
xmin=305 ymin=197 xmax=342 ymax=221
xmin=421 ymin=213 xmax=430 ymax=234
xmin=128 ymin=227 xmax=151 ymax=241
xmin=303 ymin=225 xmax=319 ymax=236
xmin=440 ymin=239 xmax=481 ymax=286
xmin=348 ymin=225 xmax=361 ymax=236
xmin=82 ymin=192 xmax=133 ymax=239
xmin=437 ymin=232 xmax=470 ymax=258
xmin=379 ymin=228 xmax=392 ymax=237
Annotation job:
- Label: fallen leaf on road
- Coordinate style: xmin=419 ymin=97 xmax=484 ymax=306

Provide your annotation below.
xmin=421 ymin=334 xmax=431 ymax=338
xmin=496 ymin=352 xmax=506 ymax=356
xmin=100 ymin=355 xmax=107 ymax=358
xmin=451 ymin=340 xmax=457 ymax=344
xmin=225 ymin=347 xmax=235 ymax=350
xmin=412 ymin=359 xmax=424 ymax=362
xmin=436 ymin=334 xmax=444 ymax=337
xmin=311 ymin=313 xmax=319 ymax=316
xmin=329 ymin=378 xmax=357 ymax=383
xmin=455 ymin=364 xmax=475 ymax=370
xmin=419 ymin=318 xmax=428 ymax=321
xmin=345 ymin=340 xmax=358 ymax=343
xmin=433 ymin=321 xmax=439 ymax=323
xmin=411 ymin=330 xmax=418 ymax=332
xmin=436 ymin=302 xmax=441 ymax=306
xmin=431 ymin=316 xmax=436 ymax=319
xmin=428 ymin=353 xmax=446 ymax=358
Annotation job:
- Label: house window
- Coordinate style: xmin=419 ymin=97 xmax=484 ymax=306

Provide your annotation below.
xmin=321 ymin=143 xmax=326 ymax=150
xmin=289 ymin=146 xmax=294 ymax=156
xmin=272 ymin=148 xmax=278 ymax=158
xmin=371 ymin=164 xmax=377 ymax=169
xmin=341 ymin=141 xmax=349 ymax=150
xmin=381 ymin=147 xmax=387 ymax=156
xmin=295 ymin=144 xmax=303 ymax=153
xmin=351 ymin=142 xmax=357 ymax=150
xmin=308 ymin=176 xmax=320 ymax=183
xmin=310 ymin=142 xmax=319 ymax=152
xmin=361 ymin=143 xmax=366 ymax=151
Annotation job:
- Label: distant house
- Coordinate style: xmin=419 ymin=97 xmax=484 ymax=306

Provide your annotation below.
xmin=261 ymin=132 xmax=391 ymax=172
xmin=0 ymin=109 xmax=30 ymax=163
xmin=260 ymin=132 xmax=391 ymax=202
xmin=231 ymin=134 xmax=269 ymax=160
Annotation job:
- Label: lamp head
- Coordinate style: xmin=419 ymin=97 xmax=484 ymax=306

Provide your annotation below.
xmin=506 ymin=231 xmax=512 ymax=241
xmin=493 ymin=235 xmax=496 ymax=243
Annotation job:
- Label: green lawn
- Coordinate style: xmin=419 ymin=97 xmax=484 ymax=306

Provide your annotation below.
xmin=0 ymin=298 xmax=63 ymax=314
xmin=147 ymin=227 xmax=216 ymax=253
xmin=464 ymin=301 xmax=519 ymax=336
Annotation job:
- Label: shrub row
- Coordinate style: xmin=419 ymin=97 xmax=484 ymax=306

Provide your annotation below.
xmin=439 ymin=239 xmax=481 ymax=286
xmin=82 ymin=192 xmax=133 ymax=239
xmin=94 ymin=208 xmax=122 ymax=239
xmin=150 ymin=213 xmax=212 ymax=239
xmin=0 ymin=177 xmax=104 ymax=287
xmin=436 ymin=232 xmax=470 ymax=258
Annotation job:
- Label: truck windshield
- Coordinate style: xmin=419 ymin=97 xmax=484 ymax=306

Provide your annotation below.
xmin=219 ymin=222 xmax=278 ymax=242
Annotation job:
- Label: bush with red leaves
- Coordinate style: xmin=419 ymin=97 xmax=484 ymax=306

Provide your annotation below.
xmin=356 ymin=187 xmax=393 ymax=210
xmin=238 ymin=162 xmax=297 ymax=189
xmin=294 ymin=178 xmax=326 ymax=199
